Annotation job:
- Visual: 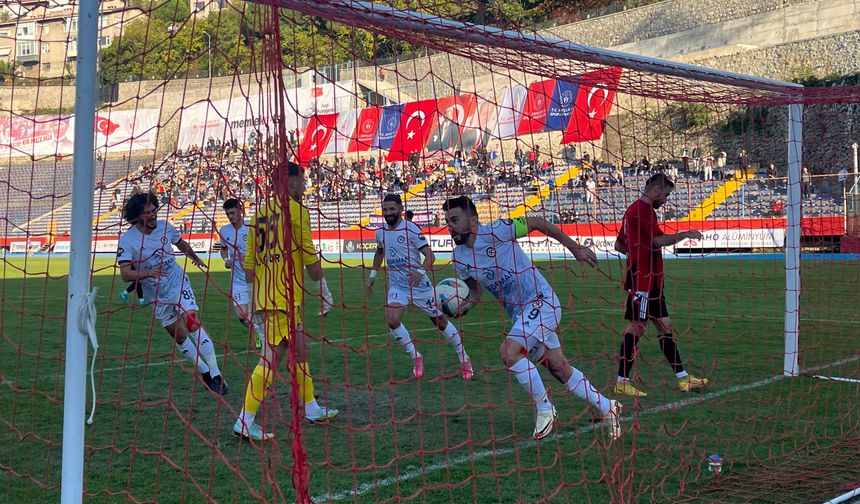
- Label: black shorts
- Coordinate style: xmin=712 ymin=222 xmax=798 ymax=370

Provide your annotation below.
xmin=624 ymin=289 xmax=669 ymax=321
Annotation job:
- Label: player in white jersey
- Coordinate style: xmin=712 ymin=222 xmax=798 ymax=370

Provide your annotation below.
xmin=443 ymin=196 xmax=621 ymax=441
xmin=367 ymin=194 xmax=473 ymax=380
xmin=219 ymin=198 xmax=263 ymax=349
xmin=117 ymin=193 xmax=228 ymax=396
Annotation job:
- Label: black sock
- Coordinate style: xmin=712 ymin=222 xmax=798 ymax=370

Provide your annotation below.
xmin=126 ymin=282 xmax=136 ymax=294
xmin=135 ymin=281 xmax=143 ymax=298
xmin=618 ymin=332 xmax=641 ymax=379
xmin=658 ymin=333 xmax=685 ymax=374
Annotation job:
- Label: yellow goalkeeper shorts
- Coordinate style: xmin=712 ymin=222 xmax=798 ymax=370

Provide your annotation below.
xmin=261 ymin=307 xmax=303 ymax=346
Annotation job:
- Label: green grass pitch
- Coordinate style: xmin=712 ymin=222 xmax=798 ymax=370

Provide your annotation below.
xmin=1 ymin=255 xmax=858 ymax=503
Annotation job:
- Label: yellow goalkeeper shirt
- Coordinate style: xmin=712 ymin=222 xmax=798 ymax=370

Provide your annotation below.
xmin=245 ymin=196 xmax=318 ymax=312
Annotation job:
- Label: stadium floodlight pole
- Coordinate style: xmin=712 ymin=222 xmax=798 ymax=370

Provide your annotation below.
xmin=61 ymin=0 xmax=98 ymax=502
xmin=853 ymin=142 xmax=859 ymax=193
xmin=783 ymin=103 xmax=803 ymax=377
xmin=202 ymin=30 xmax=211 ymax=79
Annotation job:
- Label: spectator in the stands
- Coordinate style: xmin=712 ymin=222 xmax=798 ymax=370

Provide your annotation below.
xmin=585 ymin=176 xmax=596 ymax=204
xmin=703 ymin=152 xmax=715 ymax=181
xmin=737 ymin=149 xmax=751 ymax=174
xmin=769 ymin=197 xmax=785 ymax=217
xmin=802 ymin=166 xmax=813 ymax=198
xmin=717 ymin=151 xmax=727 ymax=180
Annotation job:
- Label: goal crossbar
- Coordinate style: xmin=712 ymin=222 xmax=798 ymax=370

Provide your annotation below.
xmin=251 ymin=0 xmax=803 ymax=96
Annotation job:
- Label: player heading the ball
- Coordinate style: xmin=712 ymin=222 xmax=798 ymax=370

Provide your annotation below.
xmin=117 ymin=192 xmax=228 ymax=396
xmin=444 ymin=195 xmax=622 ymax=441
xmin=367 ymin=194 xmax=473 ymax=380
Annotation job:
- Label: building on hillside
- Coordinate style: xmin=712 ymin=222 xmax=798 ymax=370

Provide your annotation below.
xmin=0 ymin=0 xmax=146 ymax=81
xmin=190 ymin=0 xmax=225 ymax=17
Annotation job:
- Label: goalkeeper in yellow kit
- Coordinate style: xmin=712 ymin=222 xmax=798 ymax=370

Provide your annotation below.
xmin=233 ymin=161 xmax=339 ymax=441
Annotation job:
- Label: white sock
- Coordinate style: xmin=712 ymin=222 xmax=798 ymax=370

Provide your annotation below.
xmin=617 ymin=376 xmax=629 ymax=383
xmin=442 ymin=321 xmax=468 ymax=363
xmin=390 ymin=324 xmax=419 ymax=359
xmin=567 ymin=366 xmax=612 ymax=415
xmin=190 ymin=327 xmax=221 ymax=377
xmin=176 ymin=338 xmax=210 ymax=374
xmin=253 ymin=313 xmax=265 ymax=338
xmin=508 ymin=358 xmax=553 ymax=410
xmin=239 ymin=410 xmax=255 ymax=427
xmin=676 ymin=371 xmax=689 ymax=379
xmin=319 ymin=277 xmax=333 ymax=302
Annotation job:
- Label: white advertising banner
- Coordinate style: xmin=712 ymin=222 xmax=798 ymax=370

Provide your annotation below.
xmin=9 ymin=240 xmax=41 ymax=253
xmin=315 ymin=239 xmax=342 ymax=255
xmin=93 ymin=239 xmax=120 ymax=253
xmin=0 ymin=109 xmax=159 ymax=158
xmin=177 ymin=81 xmax=354 ymax=150
xmin=51 ymin=237 xmax=211 ymax=254
xmin=676 ymin=228 xmax=785 ymax=249
xmin=493 ymin=84 xmax=528 ymax=139
xmin=180 ymin=238 xmax=212 ymax=253
xmin=427 ymin=235 xmax=455 ymax=252
xmin=53 ymin=240 xmax=71 ymax=253
xmin=177 ymin=90 xmax=283 ymax=149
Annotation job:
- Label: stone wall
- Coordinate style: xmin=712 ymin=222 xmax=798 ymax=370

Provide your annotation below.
xmin=547 ymin=0 xmax=822 ymax=49
xmin=690 ymin=30 xmax=860 ymax=81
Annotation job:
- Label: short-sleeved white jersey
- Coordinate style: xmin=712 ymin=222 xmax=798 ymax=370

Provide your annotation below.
xmin=452 ymin=218 xmax=554 ymax=319
xmin=117 ymin=220 xmax=188 ymax=302
xmin=375 ymin=219 xmax=431 ymax=290
xmin=219 ymin=222 xmax=248 ymax=287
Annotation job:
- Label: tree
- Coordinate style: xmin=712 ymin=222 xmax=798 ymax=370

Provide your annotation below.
xmin=100 ymin=0 xmax=573 ymax=85
xmin=0 ymin=60 xmax=18 ymax=85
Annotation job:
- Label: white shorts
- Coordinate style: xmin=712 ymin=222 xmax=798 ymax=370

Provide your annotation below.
xmin=506 ymin=293 xmax=562 ymax=356
xmin=231 ymin=285 xmax=249 ymax=307
xmin=152 ymin=277 xmax=199 ymax=327
xmin=387 ymin=283 xmax=442 ymax=318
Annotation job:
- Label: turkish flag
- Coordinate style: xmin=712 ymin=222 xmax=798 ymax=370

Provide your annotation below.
xmin=426 ymin=94 xmax=477 ymax=153
xmin=562 ymin=67 xmax=622 ymax=144
xmin=516 ymin=79 xmax=556 ymax=135
xmin=347 ymin=107 xmax=380 ymax=153
xmin=297 ymin=113 xmax=337 ymax=166
xmin=387 ymin=99 xmax=438 ymax=162
xmin=94 ymin=115 xmax=120 ymax=136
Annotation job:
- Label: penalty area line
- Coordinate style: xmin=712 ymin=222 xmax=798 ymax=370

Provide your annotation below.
xmin=313 ymin=354 xmax=860 ymax=503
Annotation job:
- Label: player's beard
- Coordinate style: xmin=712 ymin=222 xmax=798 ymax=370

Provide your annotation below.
xmin=384 ymin=214 xmax=400 ymax=226
xmin=452 ymin=230 xmax=471 ymax=245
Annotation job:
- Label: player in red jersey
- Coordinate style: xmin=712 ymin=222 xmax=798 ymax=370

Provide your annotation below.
xmin=614 ymin=173 xmax=709 ymax=396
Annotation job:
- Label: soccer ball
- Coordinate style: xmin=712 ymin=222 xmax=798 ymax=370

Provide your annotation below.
xmin=436 ymin=278 xmax=472 ymax=317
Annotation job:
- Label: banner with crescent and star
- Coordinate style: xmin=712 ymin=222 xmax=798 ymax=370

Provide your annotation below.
xmin=297 ymin=113 xmax=338 ymax=165
xmin=386 ymin=99 xmax=439 ymax=162
xmin=562 ymin=67 xmax=623 ymax=144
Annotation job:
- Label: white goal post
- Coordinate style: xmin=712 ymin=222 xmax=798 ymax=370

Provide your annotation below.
xmin=57 ymin=0 xmax=808 ymax=501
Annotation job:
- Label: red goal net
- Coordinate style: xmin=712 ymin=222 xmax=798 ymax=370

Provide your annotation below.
xmin=1 ymin=0 xmax=859 ymax=502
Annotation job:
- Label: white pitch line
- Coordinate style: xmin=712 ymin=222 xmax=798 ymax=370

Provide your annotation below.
xmin=312 ymin=354 xmax=860 ymax=503
xmin=6 ymin=320 xmax=492 ymax=385
xmin=812 ymin=375 xmax=860 ymax=384
xmin=2 ymin=307 xmax=856 ymax=385
xmin=4 ymin=308 xmax=614 ymax=384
